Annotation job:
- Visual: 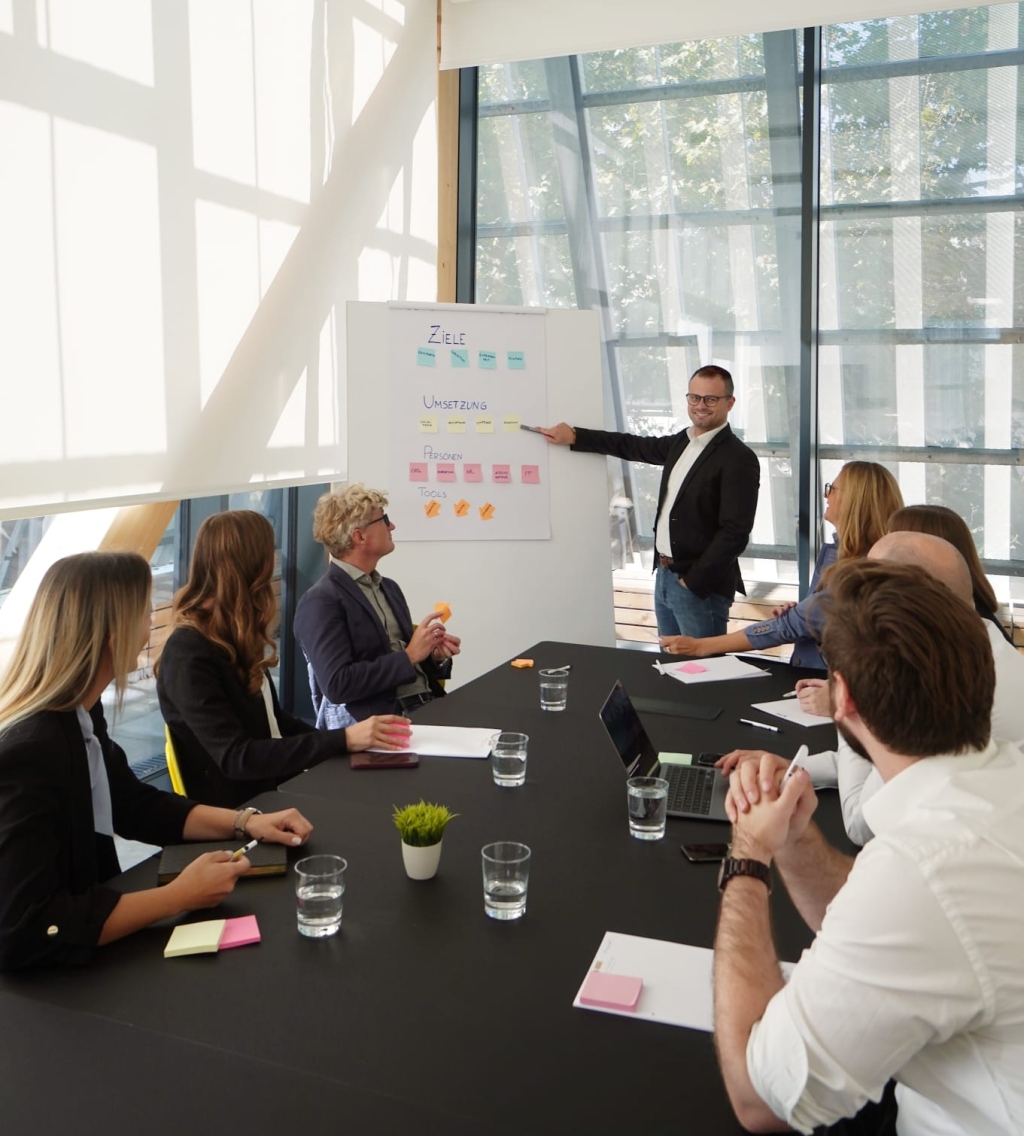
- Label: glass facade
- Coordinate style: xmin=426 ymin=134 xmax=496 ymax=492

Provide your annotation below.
xmin=473 ymin=6 xmax=1024 ymax=600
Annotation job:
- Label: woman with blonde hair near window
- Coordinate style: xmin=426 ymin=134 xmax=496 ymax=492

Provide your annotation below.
xmin=0 ymin=551 xmax=313 ymax=970
xmin=157 ymin=511 xmax=410 ymax=808
xmin=660 ymin=461 xmax=904 ymax=670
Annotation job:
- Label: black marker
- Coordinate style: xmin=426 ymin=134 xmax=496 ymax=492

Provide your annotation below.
xmin=519 ymin=424 xmax=545 ymax=434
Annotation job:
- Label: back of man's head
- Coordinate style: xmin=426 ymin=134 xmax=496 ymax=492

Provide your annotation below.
xmin=820 ymin=559 xmax=994 ymax=757
xmin=868 ymin=531 xmax=973 ymax=605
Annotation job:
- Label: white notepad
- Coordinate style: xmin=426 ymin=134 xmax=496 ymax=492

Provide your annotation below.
xmin=370 ymin=724 xmax=502 ymax=759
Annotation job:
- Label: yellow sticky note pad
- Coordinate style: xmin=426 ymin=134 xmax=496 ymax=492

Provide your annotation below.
xmin=164 ymin=919 xmax=226 ymax=958
xmin=502 ymin=414 xmax=520 ymax=432
xmin=453 ymin=500 xmax=470 ymax=518
xmin=424 ymin=501 xmax=441 ymax=518
xmin=658 ymin=752 xmax=693 ymax=766
xmin=475 ymin=415 xmax=494 ymax=433
xmin=479 ymin=502 xmax=495 ymax=520
xmin=419 ymin=415 xmax=438 ymax=433
xmin=447 ymin=415 xmax=467 ymax=433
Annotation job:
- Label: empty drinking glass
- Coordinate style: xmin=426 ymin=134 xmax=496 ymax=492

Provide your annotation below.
xmin=481 ymin=842 xmax=531 ymax=920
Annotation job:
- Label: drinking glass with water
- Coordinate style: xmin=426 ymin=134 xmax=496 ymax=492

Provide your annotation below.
xmin=626 ymin=777 xmax=669 ymax=841
xmin=481 ymin=842 xmax=531 ymax=920
xmin=491 ymin=731 xmax=529 ymax=787
xmin=539 ymin=668 xmax=570 ymax=711
xmin=295 ymin=854 xmax=347 ymax=937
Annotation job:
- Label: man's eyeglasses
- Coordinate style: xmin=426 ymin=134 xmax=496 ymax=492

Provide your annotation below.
xmin=361 ymin=513 xmax=390 ymax=529
xmin=685 ymin=393 xmax=726 ymax=407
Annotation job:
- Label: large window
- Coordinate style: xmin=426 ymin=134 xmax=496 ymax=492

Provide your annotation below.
xmin=472 ymin=5 xmax=1024 ymax=603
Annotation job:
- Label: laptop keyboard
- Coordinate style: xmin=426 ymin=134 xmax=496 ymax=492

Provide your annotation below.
xmin=666 ymin=766 xmax=714 ymax=816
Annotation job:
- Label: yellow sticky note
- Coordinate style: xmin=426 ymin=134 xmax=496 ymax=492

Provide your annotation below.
xmin=511 ymin=658 xmax=534 ymax=668
xmin=419 ymin=415 xmax=439 ymax=433
xmin=447 ymin=415 xmax=467 ymax=433
xmin=424 ymin=500 xmax=441 ymax=518
xmin=435 ymin=602 xmax=452 ymax=622
xmin=502 ymin=414 xmax=520 ymax=432
xmin=164 ymin=919 xmax=226 ymax=958
xmin=479 ymin=502 xmax=495 ymax=520
xmin=475 ymin=415 xmax=494 ymax=433
xmin=453 ymin=500 xmax=470 ymax=518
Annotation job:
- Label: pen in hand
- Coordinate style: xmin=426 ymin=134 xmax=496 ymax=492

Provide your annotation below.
xmin=781 ymin=745 xmax=810 ymax=787
xmin=230 ymin=838 xmax=259 ymax=862
xmin=783 ymin=690 xmax=799 ymax=699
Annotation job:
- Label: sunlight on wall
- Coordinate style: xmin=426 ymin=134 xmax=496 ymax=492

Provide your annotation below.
xmin=42 ymin=0 xmax=154 ymax=86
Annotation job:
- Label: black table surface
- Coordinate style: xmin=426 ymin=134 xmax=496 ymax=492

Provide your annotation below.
xmin=0 ymin=642 xmax=849 ymax=1134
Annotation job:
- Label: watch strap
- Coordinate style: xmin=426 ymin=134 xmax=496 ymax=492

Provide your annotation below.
xmin=233 ymin=807 xmax=262 ymax=841
xmin=718 ymin=856 xmax=772 ymax=894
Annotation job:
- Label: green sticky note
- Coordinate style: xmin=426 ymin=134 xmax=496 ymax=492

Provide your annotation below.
xmin=507 ymin=350 xmax=526 ymax=370
xmin=417 ymin=347 xmax=436 ymax=367
xmin=451 ymin=348 xmax=469 ymax=367
xmin=478 ymin=350 xmax=497 ymax=369
xmin=658 ymin=752 xmax=692 ymax=766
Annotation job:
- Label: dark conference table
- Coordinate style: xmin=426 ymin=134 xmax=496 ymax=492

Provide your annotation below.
xmin=0 ymin=642 xmax=850 ymax=1135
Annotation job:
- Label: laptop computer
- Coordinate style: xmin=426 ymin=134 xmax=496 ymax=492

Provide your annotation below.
xmin=598 ymin=681 xmax=730 ymax=822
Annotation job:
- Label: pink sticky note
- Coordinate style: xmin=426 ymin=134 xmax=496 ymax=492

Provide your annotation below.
xmin=219 ymin=915 xmax=260 ymax=950
xmin=436 ymin=463 xmax=457 ymax=482
xmin=579 ymin=970 xmax=643 ymax=1011
xmin=521 ymin=465 xmax=540 ymax=484
xmin=463 ymin=463 xmax=483 ymax=483
xmin=492 ymin=465 xmax=511 ymax=484
xmin=409 ymin=463 xmax=428 ymax=482
xmin=679 ymin=661 xmax=707 ymax=674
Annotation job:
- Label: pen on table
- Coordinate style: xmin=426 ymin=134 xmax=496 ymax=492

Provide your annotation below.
xmin=781 ymin=745 xmax=810 ymax=787
xmin=783 ymin=689 xmax=799 ymax=699
xmin=737 ymin=717 xmax=780 ymax=733
xmin=230 ymin=838 xmax=259 ymax=862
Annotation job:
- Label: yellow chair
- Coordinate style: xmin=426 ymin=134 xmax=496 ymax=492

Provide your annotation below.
xmin=164 ymin=725 xmax=187 ymax=796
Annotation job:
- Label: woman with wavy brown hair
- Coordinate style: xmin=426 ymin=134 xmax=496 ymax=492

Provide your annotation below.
xmin=659 ymin=461 xmax=904 ymax=669
xmin=157 ymin=511 xmax=410 ymax=807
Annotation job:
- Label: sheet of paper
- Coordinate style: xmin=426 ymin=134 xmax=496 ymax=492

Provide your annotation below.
xmin=662 ymin=655 xmax=770 ymax=684
xmin=751 ymin=698 xmax=833 ymax=729
xmin=370 ymin=725 xmax=502 ymax=760
xmin=573 ymin=932 xmax=794 ymax=1031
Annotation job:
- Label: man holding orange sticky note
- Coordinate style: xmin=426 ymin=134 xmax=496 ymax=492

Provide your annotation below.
xmin=295 ymin=484 xmax=462 ymax=722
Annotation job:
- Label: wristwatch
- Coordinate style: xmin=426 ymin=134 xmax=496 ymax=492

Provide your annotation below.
xmin=233 ymin=807 xmax=262 ymax=841
xmin=717 ymin=857 xmax=772 ymax=894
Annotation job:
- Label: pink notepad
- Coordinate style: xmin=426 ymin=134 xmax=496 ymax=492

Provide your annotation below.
xmin=678 ymin=662 xmax=707 ymax=674
xmin=219 ymin=915 xmax=260 ymax=950
xmin=579 ymin=970 xmax=643 ymax=1012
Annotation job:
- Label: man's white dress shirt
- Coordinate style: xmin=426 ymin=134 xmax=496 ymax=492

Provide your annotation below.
xmin=654 ymin=423 xmax=726 ymax=558
xmin=747 ymin=739 xmax=1024 ymax=1135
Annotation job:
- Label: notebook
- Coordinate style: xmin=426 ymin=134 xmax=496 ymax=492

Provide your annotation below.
xmin=598 ymin=681 xmax=730 ymax=822
xmin=157 ymin=840 xmax=287 ymax=885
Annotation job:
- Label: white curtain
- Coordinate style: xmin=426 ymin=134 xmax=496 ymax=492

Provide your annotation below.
xmin=0 ymin=0 xmax=438 ymax=520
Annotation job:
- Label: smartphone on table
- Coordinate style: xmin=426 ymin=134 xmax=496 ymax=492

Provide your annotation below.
xmin=681 ymin=843 xmax=730 ymax=863
xmin=696 ymin=752 xmax=722 ymax=767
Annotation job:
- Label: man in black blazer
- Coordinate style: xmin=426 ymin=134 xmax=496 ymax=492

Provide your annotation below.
xmin=543 ymin=366 xmax=760 ymax=638
xmin=294 ymin=485 xmax=461 ymax=721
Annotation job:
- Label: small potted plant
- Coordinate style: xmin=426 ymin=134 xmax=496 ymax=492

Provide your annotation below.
xmin=392 ymin=800 xmax=458 ymax=880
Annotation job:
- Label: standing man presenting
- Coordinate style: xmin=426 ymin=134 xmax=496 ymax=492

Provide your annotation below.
xmin=542 ymin=366 xmax=759 ymax=637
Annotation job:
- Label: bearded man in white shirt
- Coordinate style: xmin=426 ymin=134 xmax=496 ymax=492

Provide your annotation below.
xmin=713 ymin=558 xmax=1024 ymax=1135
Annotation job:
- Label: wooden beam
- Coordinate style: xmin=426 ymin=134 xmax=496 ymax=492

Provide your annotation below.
xmin=97 ymin=501 xmax=178 ymax=560
xmin=437 ymin=0 xmax=459 ymax=303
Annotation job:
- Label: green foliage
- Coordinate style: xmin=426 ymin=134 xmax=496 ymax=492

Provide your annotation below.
xmin=392 ymin=801 xmax=458 ymax=848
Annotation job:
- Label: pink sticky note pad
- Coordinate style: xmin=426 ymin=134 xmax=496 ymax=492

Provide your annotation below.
xmin=409 ymin=463 xmax=428 ymax=482
xmin=579 ymin=970 xmax=643 ymax=1011
xmin=492 ymin=465 xmax=511 ymax=484
xmin=463 ymin=463 xmax=483 ymax=482
xmin=436 ymin=463 xmax=457 ymax=482
xmin=219 ymin=915 xmax=260 ymax=950
xmin=521 ymin=465 xmax=540 ymax=484
xmin=679 ymin=662 xmax=707 ymax=674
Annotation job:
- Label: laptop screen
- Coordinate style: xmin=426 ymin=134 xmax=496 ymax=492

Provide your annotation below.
xmin=598 ymin=681 xmax=660 ymax=779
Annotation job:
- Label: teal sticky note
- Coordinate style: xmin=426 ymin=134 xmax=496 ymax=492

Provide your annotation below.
xmin=451 ymin=349 xmax=469 ymax=367
xmin=658 ymin=752 xmax=693 ymax=766
xmin=417 ymin=347 xmax=436 ymax=367
xmin=507 ymin=351 xmax=525 ymax=370
xmin=478 ymin=350 xmax=497 ymax=370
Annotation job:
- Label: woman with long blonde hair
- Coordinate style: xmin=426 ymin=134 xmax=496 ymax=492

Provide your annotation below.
xmin=0 ymin=551 xmax=312 ymax=970
xmin=156 ymin=511 xmax=409 ymax=807
xmin=659 ymin=461 xmax=904 ymax=669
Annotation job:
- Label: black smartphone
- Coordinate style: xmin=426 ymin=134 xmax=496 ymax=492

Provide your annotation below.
xmin=681 ymin=843 xmax=730 ymax=863
xmin=696 ymin=752 xmax=722 ymax=767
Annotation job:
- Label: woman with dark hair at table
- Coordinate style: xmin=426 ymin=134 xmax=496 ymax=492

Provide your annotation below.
xmin=156 ymin=511 xmax=410 ymax=808
xmin=659 ymin=461 xmax=904 ymax=670
xmin=888 ymin=503 xmax=1013 ymax=642
xmin=0 ymin=551 xmax=313 ymax=971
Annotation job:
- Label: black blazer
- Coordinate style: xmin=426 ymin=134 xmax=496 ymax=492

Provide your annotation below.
xmin=0 ymin=704 xmax=194 ymax=970
xmin=294 ymin=564 xmax=450 ymax=721
xmin=573 ymin=423 xmax=760 ymax=599
xmin=156 ymin=627 xmax=348 ymax=808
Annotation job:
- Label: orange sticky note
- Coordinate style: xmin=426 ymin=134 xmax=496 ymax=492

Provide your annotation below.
xmin=511 ymin=658 xmax=534 ymax=668
xmin=453 ymin=500 xmax=470 ymax=518
xmin=424 ymin=500 xmax=441 ymax=518
xmin=479 ymin=503 xmax=495 ymax=520
xmin=434 ymin=602 xmax=452 ymax=623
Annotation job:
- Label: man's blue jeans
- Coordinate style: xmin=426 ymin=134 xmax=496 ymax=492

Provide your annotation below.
xmin=654 ymin=565 xmax=731 ymax=638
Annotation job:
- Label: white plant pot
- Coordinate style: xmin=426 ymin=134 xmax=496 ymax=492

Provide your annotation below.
xmin=402 ymin=839 xmax=442 ymax=880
